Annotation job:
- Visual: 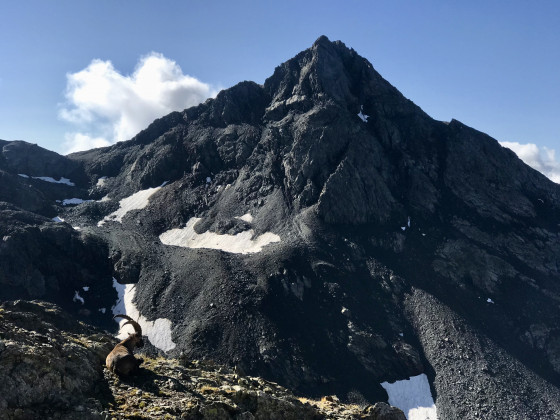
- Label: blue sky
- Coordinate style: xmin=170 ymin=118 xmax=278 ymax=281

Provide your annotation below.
xmin=0 ymin=1 xmax=558 ymax=179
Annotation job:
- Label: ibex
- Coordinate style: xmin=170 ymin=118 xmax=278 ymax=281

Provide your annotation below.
xmin=106 ymin=314 xmax=144 ymax=376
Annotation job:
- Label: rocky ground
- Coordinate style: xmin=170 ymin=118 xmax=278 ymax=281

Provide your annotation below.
xmin=101 ymin=357 xmax=404 ymax=420
xmin=0 ymin=300 xmax=405 ymax=420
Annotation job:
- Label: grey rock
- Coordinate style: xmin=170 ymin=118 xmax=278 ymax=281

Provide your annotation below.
xmin=0 ymin=300 xmax=114 ymax=419
xmin=364 ymin=402 xmax=406 ymax=419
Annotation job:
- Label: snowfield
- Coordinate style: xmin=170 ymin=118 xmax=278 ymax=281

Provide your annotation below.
xmin=159 ymin=217 xmax=280 ymax=254
xmin=381 ymin=374 xmax=438 ymax=420
xmin=111 ymin=278 xmax=176 ymax=352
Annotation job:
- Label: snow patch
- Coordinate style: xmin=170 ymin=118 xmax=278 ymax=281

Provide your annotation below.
xmin=52 ymin=216 xmax=65 ymax=223
xmin=487 ymin=298 xmax=495 ymax=304
xmin=98 ymin=182 xmax=167 ymax=226
xmin=73 ymin=291 xmax=85 ymax=305
xmin=357 ymin=105 xmax=369 ymax=123
xmin=111 ymin=277 xmax=176 ymax=352
xmin=19 ymin=174 xmax=76 ymax=186
xmin=38 ymin=176 xmax=75 ymax=186
xmin=159 ymin=217 xmax=280 ymax=254
xmin=96 ymin=176 xmax=107 ymax=187
xmin=381 ymin=374 xmax=437 ymax=420
xmin=99 ymin=308 xmax=106 ymax=314
xmin=83 ymin=286 xmax=89 ymax=291
xmin=236 ymin=213 xmax=254 ymax=223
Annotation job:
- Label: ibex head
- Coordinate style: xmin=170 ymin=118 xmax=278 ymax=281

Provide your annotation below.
xmin=113 ymin=314 xmax=144 ymax=349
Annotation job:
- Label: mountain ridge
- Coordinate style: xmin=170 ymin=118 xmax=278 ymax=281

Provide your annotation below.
xmin=1 ymin=36 xmax=559 ymax=419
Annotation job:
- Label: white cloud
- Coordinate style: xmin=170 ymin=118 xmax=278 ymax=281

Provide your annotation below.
xmin=500 ymin=141 xmax=560 ymax=184
xmin=60 ymin=53 xmax=215 ymax=154
xmin=63 ymin=132 xmax=112 ymax=154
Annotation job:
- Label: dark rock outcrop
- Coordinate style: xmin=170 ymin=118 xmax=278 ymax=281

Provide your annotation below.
xmin=0 ymin=140 xmax=90 ymax=216
xmin=0 ymin=300 xmax=115 ymax=419
xmin=0 ymin=203 xmax=115 ymax=328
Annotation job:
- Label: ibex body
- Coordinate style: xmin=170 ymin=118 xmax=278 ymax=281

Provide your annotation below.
xmin=106 ymin=314 xmax=144 ymax=376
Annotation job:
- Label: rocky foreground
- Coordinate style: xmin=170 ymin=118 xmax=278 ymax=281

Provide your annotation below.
xmin=0 ymin=300 xmax=405 ymax=420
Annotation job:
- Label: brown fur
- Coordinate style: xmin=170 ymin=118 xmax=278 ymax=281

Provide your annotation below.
xmin=106 ymin=314 xmax=144 ymax=376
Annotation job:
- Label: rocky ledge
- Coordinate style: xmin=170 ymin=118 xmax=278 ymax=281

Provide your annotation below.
xmin=0 ymin=300 xmax=405 ymax=420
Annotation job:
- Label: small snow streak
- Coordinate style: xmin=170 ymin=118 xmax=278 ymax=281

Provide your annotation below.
xmin=62 ymin=198 xmax=91 ymax=206
xmin=73 ymin=291 xmax=85 ymax=305
xmin=18 ymin=174 xmax=75 ymax=186
xmin=19 ymin=174 xmax=76 ymax=186
xmin=357 ymin=105 xmax=369 ymax=123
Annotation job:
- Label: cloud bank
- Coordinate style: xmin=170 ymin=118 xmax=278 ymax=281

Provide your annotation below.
xmin=500 ymin=142 xmax=560 ymax=184
xmin=60 ymin=53 xmax=215 ymax=154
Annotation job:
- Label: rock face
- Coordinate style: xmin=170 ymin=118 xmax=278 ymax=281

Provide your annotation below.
xmin=0 ymin=300 xmax=115 ymax=419
xmin=1 ymin=36 xmax=560 ymax=418
xmin=0 ymin=300 xmax=405 ymax=420
xmin=0 ymin=203 xmax=116 ymax=330
xmin=0 ymin=140 xmax=88 ymax=216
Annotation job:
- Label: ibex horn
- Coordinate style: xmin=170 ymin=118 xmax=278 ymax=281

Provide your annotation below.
xmin=113 ymin=314 xmax=142 ymax=335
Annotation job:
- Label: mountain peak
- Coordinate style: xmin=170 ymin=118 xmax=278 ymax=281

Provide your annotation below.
xmin=313 ymin=34 xmax=332 ymax=46
xmin=264 ymin=36 xmax=385 ymax=117
xmin=311 ymin=34 xmax=342 ymax=50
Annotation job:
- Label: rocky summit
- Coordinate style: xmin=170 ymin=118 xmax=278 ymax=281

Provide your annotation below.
xmin=1 ymin=36 xmax=560 ymax=419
